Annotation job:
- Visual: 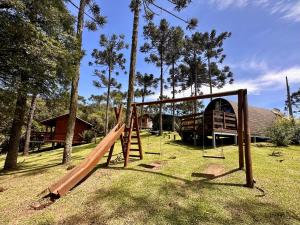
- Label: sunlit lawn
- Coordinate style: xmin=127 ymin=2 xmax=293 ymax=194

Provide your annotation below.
xmin=0 ymin=132 xmax=300 ymax=225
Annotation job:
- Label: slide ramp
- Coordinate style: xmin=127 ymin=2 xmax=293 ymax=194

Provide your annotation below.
xmin=48 ymin=122 xmax=125 ymax=197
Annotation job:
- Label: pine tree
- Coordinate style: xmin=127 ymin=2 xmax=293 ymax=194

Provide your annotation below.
xmin=125 ymin=0 xmax=197 ymax=133
xmin=23 ymin=94 xmax=38 ymax=156
xmin=90 ymin=34 xmax=128 ymax=135
xmin=63 ymin=0 xmax=106 ymax=164
xmin=201 ymin=30 xmax=233 ymax=100
xmin=141 ymin=19 xmax=172 ymax=135
xmin=166 ymin=26 xmax=184 ymax=131
xmin=0 ymin=0 xmax=76 ymax=169
xmin=135 ymin=72 xmax=159 ymax=128
xmin=289 ymin=89 xmax=300 ymax=115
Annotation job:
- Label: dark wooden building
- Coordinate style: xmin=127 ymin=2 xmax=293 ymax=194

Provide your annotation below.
xmin=31 ymin=114 xmax=92 ymax=145
xmin=138 ymin=114 xmax=153 ymax=129
xmin=180 ymin=98 xmax=281 ymax=147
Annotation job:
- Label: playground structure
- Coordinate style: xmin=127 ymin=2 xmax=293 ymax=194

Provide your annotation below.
xmin=48 ymin=105 xmax=143 ymax=197
xmin=46 ymin=89 xmax=253 ymax=198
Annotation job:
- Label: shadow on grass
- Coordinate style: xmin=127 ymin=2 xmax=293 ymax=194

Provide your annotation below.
xmin=58 ymin=177 xmax=300 ymax=225
xmin=0 ymin=162 xmax=61 ymax=177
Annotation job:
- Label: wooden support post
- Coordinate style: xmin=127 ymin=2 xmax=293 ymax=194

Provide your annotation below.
xmin=106 ymin=145 xmax=115 ymax=167
xmin=238 ymin=90 xmax=244 ymax=169
xmin=106 ymin=106 xmax=122 ymax=167
xmin=243 ymin=90 xmax=254 ymax=188
xmin=234 ymin=135 xmax=237 ymax=145
xmin=212 ymin=131 xmax=216 ymax=148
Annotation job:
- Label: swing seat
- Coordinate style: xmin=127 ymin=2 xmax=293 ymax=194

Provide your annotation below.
xmin=203 ymin=155 xmax=225 ymax=159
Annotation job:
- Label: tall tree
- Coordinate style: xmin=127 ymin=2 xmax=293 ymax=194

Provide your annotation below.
xmin=135 ymin=72 xmax=159 ymax=128
xmin=289 ymin=88 xmax=300 ymax=116
xmin=0 ymin=0 xmax=76 ymax=170
xmin=90 ymin=34 xmax=128 ymax=135
xmin=23 ymin=94 xmax=38 ymax=156
xmin=180 ymin=32 xmax=207 ymax=115
xmin=125 ymin=0 xmax=197 ymax=132
xmin=141 ymin=19 xmax=172 ymax=135
xmin=63 ymin=0 xmax=106 ymax=164
xmin=201 ymin=30 xmax=233 ymax=100
xmin=166 ymin=26 xmax=184 ymax=131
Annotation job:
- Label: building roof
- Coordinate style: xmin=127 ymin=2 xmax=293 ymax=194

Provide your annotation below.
xmin=205 ymin=98 xmax=280 ymax=137
xmin=40 ymin=113 xmax=93 ymax=127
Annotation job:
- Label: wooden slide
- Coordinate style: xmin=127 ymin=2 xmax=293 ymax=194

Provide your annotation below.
xmin=48 ymin=122 xmax=125 ymax=197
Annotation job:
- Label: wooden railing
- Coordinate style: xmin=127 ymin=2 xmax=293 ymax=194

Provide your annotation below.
xmin=180 ymin=110 xmax=237 ymax=132
xmin=31 ymin=132 xmax=54 ymax=142
xmin=180 ymin=113 xmax=203 ymax=131
xmin=204 ymin=110 xmax=237 ymax=131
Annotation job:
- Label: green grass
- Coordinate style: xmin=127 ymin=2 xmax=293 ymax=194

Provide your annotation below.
xmin=0 ymin=132 xmax=300 ymax=225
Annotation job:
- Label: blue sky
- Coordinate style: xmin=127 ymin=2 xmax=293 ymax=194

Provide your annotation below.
xmin=68 ymin=0 xmax=300 ymax=113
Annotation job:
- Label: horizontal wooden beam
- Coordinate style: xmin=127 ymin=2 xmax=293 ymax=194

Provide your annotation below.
xmin=133 ymin=90 xmax=242 ymax=106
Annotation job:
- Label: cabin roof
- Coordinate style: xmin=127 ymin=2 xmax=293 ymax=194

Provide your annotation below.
xmin=205 ymin=98 xmax=280 ymax=137
xmin=40 ymin=113 xmax=93 ymax=127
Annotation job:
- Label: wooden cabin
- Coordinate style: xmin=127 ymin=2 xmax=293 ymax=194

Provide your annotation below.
xmin=180 ymin=98 xmax=281 ymax=147
xmin=31 ymin=114 xmax=92 ymax=145
xmin=138 ymin=114 xmax=153 ymax=129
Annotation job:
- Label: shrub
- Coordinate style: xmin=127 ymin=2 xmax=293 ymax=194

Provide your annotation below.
xmin=292 ymin=122 xmax=300 ymax=144
xmin=80 ymin=130 xmax=95 ymax=143
xmin=267 ymin=118 xmax=295 ymax=146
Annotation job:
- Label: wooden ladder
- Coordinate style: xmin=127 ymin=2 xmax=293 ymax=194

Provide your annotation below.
xmin=123 ymin=104 xmax=143 ymax=167
xmin=106 ymin=105 xmax=125 ymax=166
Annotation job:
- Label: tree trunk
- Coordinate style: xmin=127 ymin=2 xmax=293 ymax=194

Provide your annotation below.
xmin=193 ymin=53 xmax=197 ymax=146
xmin=125 ymin=0 xmax=140 ymax=128
xmin=105 ymin=68 xmax=111 ymax=135
xmin=63 ymin=0 xmax=86 ymax=164
xmin=208 ymin=56 xmax=212 ymax=101
xmin=172 ymin=60 xmax=175 ymax=132
xmin=159 ymin=53 xmax=163 ymax=136
xmin=23 ymin=94 xmax=37 ymax=156
xmin=4 ymin=77 xmax=28 ymax=170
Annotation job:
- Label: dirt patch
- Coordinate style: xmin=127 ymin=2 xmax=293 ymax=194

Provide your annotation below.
xmin=29 ymin=197 xmax=55 ymax=210
xmin=66 ymin=164 xmax=76 ymax=170
xmin=270 ymin=151 xmax=283 ymax=157
xmin=203 ymin=164 xmax=225 ymax=177
xmin=0 ymin=186 xmax=7 ymax=192
xmin=138 ymin=160 xmax=167 ymax=170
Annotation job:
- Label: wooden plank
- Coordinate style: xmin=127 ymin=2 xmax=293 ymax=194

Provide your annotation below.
xmin=134 ymin=90 xmax=240 ymax=106
xmin=48 ymin=123 xmax=125 ymax=196
xmin=180 ymin=113 xmax=203 ymax=119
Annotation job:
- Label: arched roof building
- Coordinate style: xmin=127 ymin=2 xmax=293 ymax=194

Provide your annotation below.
xmin=180 ymin=98 xmax=281 ymax=144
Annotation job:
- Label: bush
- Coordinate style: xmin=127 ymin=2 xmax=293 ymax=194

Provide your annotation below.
xmin=80 ymin=130 xmax=95 ymax=143
xmin=267 ymin=118 xmax=295 ymax=146
xmin=292 ymin=122 xmax=300 ymax=144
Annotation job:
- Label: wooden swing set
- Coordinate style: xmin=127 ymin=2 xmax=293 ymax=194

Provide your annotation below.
xmin=124 ymin=89 xmax=254 ymax=188
xmin=47 ymin=89 xmax=253 ymax=198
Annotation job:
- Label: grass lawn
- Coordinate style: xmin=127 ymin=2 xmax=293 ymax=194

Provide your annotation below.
xmin=0 ymin=132 xmax=300 ymax=225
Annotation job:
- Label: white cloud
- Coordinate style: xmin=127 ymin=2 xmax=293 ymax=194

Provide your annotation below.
xmin=205 ymin=0 xmax=300 ymax=23
xmin=281 ymin=2 xmax=300 ymax=22
xmin=229 ymin=58 xmax=269 ymax=72
xmin=209 ymin=0 xmax=248 ymax=9
xmin=151 ymin=66 xmax=300 ymax=100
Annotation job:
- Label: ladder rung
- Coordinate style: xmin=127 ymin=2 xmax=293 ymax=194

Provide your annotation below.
xmin=130 ymin=148 xmax=140 ymax=151
xmin=131 ymin=135 xmax=138 ymax=138
xmin=131 ymin=142 xmax=139 ymax=145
